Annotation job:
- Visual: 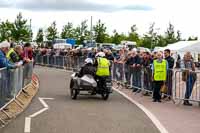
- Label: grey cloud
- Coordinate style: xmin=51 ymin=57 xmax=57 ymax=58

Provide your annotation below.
xmin=0 ymin=0 xmax=13 ymax=7
xmin=4 ymin=0 xmax=153 ymax=12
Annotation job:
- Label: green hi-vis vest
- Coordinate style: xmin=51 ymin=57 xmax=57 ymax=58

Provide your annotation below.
xmin=6 ymin=48 xmax=14 ymax=60
xmin=96 ymin=57 xmax=110 ymax=76
xmin=6 ymin=48 xmax=19 ymax=63
xmin=153 ymin=59 xmax=167 ymax=81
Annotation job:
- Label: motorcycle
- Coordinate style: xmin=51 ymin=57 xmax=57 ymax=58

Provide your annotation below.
xmin=69 ymin=73 xmax=112 ymax=100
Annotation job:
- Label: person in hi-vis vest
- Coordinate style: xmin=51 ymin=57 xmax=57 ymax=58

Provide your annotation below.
xmin=152 ymin=52 xmax=168 ymax=102
xmin=94 ymin=52 xmax=111 ymax=89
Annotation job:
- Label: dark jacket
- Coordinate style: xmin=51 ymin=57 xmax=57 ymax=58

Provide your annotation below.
xmin=141 ymin=58 xmax=152 ymax=67
xmin=10 ymin=50 xmax=23 ymax=63
xmin=78 ymin=63 xmax=96 ymax=77
xmin=165 ymin=56 xmax=174 ymax=69
xmin=106 ymin=54 xmax=114 ymax=61
xmin=129 ymin=55 xmax=141 ymax=65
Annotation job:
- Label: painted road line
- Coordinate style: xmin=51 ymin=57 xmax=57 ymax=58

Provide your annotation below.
xmin=38 ymin=97 xmax=54 ymax=108
xmin=29 ymin=108 xmax=48 ymax=118
xmin=24 ymin=117 xmax=31 ymax=133
xmin=24 ymin=97 xmax=54 ymax=133
xmin=113 ymin=87 xmax=169 ymax=133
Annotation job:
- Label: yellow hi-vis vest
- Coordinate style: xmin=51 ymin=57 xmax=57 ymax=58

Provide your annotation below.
xmin=96 ymin=57 xmax=110 ymax=76
xmin=6 ymin=48 xmax=14 ymax=60
xmin=153 ymin=59 xmax=167 ymax=81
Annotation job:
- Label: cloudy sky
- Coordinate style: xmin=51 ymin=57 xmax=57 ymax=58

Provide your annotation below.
xmin=0 ymin=0 xmax=200 ymax=39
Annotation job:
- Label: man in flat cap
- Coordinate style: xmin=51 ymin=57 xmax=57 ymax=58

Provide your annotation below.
xmin=0 ymin=41 xmax=21 ymax=68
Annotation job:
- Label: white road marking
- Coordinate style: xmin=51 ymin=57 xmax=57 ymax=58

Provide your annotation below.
xmin=29 ymin=108 xmax=48 ymax=118
xmin=113 ymin=87 xmax=169 ymax=133
xmin=38 ymin=97 xmax=54 ymax=108
xmin=24 ymin=97 xmax=54 ymax=133
xmin=24 ymin=117 xmax=31 ymax=133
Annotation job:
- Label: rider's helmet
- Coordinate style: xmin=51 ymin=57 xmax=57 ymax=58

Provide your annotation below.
xmin=85 ymin=58 xmax=93 ymax=64
xmin=95 ymin=52 xmax=105 ymax=58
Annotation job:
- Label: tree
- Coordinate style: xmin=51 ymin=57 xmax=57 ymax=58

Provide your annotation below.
xmin=93 ymin=19 xmax=107 ymax=43
xmin=188 ymin=36 xmax=198 ymax=41
xmin=141 ymin=23 xmax=159 ymax=49
xmin=127 ymin=24 xmax=140 ymax=45
xmin=165 ymin=23 xmax=177 ymax=44
xmin=36 ymin=28 xmax=44 ymax=44
xmin=74 ymin=20 xmax=90 ymax=44
xmin=46 ymin=21 xmax=58 ymax=41
xmin=60 ymin=22 xmax=74 ymax=39
xmin=0 ymin=20 xmax=14 ymax=42
xmin=176 ymin=30 xmax=182 ymax=41
xmin=111 ymin=30 xmax=127 ymax=44
xmin=12 ymin=12 xmax=32 ymax=42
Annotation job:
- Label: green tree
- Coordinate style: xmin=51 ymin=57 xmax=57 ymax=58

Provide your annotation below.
xmin=46 ymin=21 xmax=58 ymax=41
xmin=176 ymin=30 xmax=182 ymax=41
xmin=104 ymin=34 xmax=112 ymax=43
xmin=165 ymin=23 xmax=177 ymax=44
xmin=74 ymin=20 xmax=90 ymax=44
xmin=60 ymin=22 xmax=74 ymax=39
xmin=188 ymin=36 xmax=198 ymax=41
xmin=93 ymin=19 xmax=107 ymax=43
xmin=12 ymin=12 xmax=32 ymax=42
xmin=36 ymin=28 xmax=44 ymax=44
xmin=141 ymin=23 xmax=159 ymax=49
xmin=0 ymin=20 xmax=14 ymax=42
xmin=127 ymin=24 xmax=140 ymax=45
xmin=157 ymin=35 xmax=167 ymax=47
xmin=111 ymin=30 xmax=121 ymax=44
xmin=111 ymin=30 xmax=127 ymax=44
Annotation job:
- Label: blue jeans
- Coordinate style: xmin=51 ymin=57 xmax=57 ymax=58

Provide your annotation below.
xmin=132 ymin=68 xmax=141 ymax=89
xmin=185 ymin=74 xmax=196 ymax=99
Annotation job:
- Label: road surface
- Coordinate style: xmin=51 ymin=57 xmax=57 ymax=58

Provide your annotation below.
xmin=0 ymin=66 xmax=159 ymax=133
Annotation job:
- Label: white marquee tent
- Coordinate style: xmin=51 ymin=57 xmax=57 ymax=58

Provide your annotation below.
xmin=160 ymin=41 xmax=200 ymax=53
xmin=158 ymin=41 xmax=200 ymax=61
xmin=53 ymin=43 xmax=72 ymax=49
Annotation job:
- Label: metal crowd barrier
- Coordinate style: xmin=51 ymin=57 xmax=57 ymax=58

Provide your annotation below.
xmin=35 ymin=54 xmax=86 ymax=71
xmin=112 ymin=62 xmax=151 ymax=91
xmin=112 ymin=62 xmax=175 ymax=97
xmin=35 ymin=55 xmax=200 ymax=104
xmin=0 ymin=62 xmax=33 ymax=109
xmin=174 ymin=70 xmax=200 ymax=103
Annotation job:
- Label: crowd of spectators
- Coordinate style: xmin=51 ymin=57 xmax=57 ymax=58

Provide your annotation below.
xmin=0 ymin=41 xmax=33 ymax=69
xmin=32 ymin=45 xmax=198 ymax=106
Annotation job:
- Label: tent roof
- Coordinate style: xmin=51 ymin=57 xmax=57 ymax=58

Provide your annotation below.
xmin=160 ymin=41 xmax=200 ymax=53
xmin=53 ymin=43 xmax=72 ymax=49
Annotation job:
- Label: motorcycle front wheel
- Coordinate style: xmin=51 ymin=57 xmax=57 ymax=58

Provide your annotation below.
xmin=70 ymin=79 xmax=78 ymax=100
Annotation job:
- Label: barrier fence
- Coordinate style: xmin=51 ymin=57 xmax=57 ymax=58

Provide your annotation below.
xmin=35 ymin=54 xmax=200 ymax=104
xmin=35 ymin=54 xmax=86 ymax=71
xmin=174 ymin=70 xmax=200 ymax=102
xmin=0 ymin=62 xmax=33 ymax=109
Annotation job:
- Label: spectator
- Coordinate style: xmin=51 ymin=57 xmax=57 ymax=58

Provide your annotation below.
xmin=141 ymin=52 xmax=152 ymax=95
xmin=87 ymin=48 xmax=95 ymax=59
xmin=7 ymin=45 xmax=24 ymax=63
xmin=105 ymin=49 xmax=114 ymax=61
xmin=152 ymin=52 xmax=168 ymax=102
xmin=0 ymin=41 xmax=21 ymax=69
xmin=181 ymin=52 xmax=196 ymax=106
xmin=132 ymin=50 xmax=142 ymax=92
xmin=21 ymin=43 xmax=33 ymax=63
xmin=164 ymin=49 xmax=174 ymax=100
xmin=124 ymin=51 xmax=133 ymax=85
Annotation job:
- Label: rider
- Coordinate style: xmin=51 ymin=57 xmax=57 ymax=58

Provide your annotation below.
xmin=94 ymin=52 xmax=111 ymax=89
xmin=78 ymin=58 xmax=96 ymax=78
